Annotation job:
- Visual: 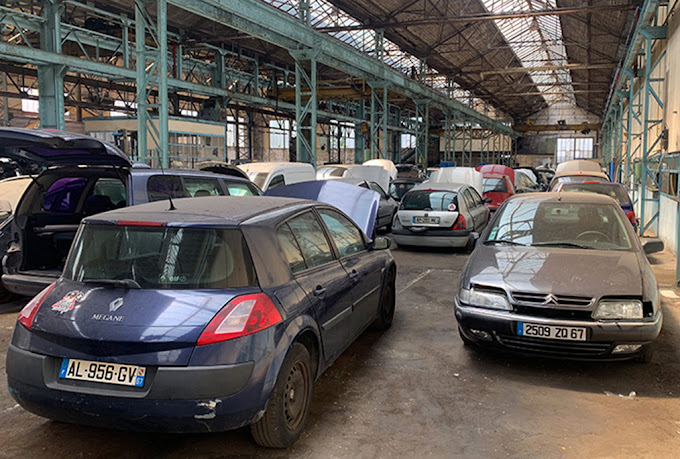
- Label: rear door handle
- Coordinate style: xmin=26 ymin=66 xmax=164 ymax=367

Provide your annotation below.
xmin=313 ymin=285 xmax=326 ymax=296
xmin=349 ymin=269 xmax=359 ymax=280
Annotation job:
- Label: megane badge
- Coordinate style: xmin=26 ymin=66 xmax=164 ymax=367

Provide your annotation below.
xmin=109 ymin=298 xmax=124 ymax=312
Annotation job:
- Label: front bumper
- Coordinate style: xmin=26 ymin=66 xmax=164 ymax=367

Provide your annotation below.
xmin=393 ymin=227 xmax=471 ymax=248
xmin=6 ymin=344 xmax=262 ymax=432
xmin=454 ymin=297 xmax=662 ymax=360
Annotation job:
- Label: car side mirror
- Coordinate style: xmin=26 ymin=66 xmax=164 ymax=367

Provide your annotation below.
xmin=0 ymin=200 xmax=11 ymax=214
xmin=372 ymin=236 xmax=391 ymax=250
xmin=642 ymin=238 xmax=664 ymax=255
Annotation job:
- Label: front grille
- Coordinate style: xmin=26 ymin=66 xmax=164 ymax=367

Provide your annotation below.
xmin=496 ymin=334 xmax=611 ymax=357
xmin=513 ymin=305 xmax=593 ymax=321
xmin=511 ymin=291 xmax=594 ymax=308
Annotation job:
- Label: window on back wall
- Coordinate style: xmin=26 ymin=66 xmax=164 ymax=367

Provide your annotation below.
xmin=269 ymin=119 xmax=290 ymax=149
xmin=556 ymin=138 xmax=594 ymax=163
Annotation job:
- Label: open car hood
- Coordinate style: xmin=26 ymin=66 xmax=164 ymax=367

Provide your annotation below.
xmin=265 ymin=180 xmax=380 ymax=236
xmin=0 ymin=128 xmax=131 ymax=167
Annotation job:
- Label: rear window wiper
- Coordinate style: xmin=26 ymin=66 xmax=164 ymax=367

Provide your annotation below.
xmin=484 ymin=239 xmax=527 ymax=246
xmin=82 ymin=278 xmax=141 ymax=289
xmin=531 ymin=242 xmax=593 ymax=249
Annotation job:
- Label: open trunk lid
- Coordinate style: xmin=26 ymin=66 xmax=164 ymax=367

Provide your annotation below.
xmin=0 ymin=128 xmax=131 ymax=167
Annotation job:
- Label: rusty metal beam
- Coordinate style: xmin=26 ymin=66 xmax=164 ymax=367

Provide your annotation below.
xmin=501 ymin=89 xmax=608 ymax=97
xmin=513 ymin=122 xmax=601 ymax=132
xmin=317 ymin=5 xmax=636 ymax=32
xmin=479 ymin=63 xmax=614 ymax=78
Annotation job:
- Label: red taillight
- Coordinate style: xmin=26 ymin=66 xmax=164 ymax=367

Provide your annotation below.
xmin=626 ymin=210 xmax=636 ymax=225
xmin=197 ymin=293 xmax=282 ymax=345
xmin=453 ymin=214 xmax=466 ymax=230
xmin=18 ymin=282 xmax=56 ymax=330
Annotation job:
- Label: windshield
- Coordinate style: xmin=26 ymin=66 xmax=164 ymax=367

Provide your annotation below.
xmin=483 ymin=178 xmax=507 ymax=193
xmin=389 ymin=182 xmax=417 ymax=201
xmin=558 ymin=183 xmax=628 ymax=205
xmin=401 ymin=190 xmax=458 ymax=211
xmin=247 ymin=172 xmax=268 ymax=190
xmin=64 ymin=224 xmax=257 ymax=289
xmin=486 ymin=201 xmax=633 ymax=250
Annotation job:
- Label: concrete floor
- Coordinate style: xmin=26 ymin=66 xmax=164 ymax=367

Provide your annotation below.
xmin=1 ymin=246 xmax=680 ymax=458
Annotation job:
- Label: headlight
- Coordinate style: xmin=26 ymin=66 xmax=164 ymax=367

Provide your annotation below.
xmin=459 ymin=287 xmax=511 ymax=311
xmin=592 ymin=300 xmax=643 ymax=320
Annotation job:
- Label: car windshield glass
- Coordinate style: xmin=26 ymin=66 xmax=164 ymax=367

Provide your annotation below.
xmin=401 ymin=190 xmax=457 ymax=211
xmin=483 ymin=178 xmax=507 ymax=193
xmin=248 ymin=172 xmax=268 ymax=189
xmin=555 ymin=175 xmax=606 ymax=185
xmin=389 ymin=182 xmax=416 ymax=201
xmin=486 ymin=201 xmax=633 ymax=250
xmin=64 ymin=224 xmax=257 ymax=289
xmin=559 ymin=183 xmax=628 ymax=205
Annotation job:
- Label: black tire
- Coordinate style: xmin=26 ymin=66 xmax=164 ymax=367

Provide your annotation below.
xmin=372 ymin=271 xmax=395 ymax=330
xmin=636 ymin=343 xmax=655 ymax=363
xmin=251 ymin=343 xmax=313 ymax=448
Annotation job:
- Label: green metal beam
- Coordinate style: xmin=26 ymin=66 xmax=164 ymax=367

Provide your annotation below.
xmin=167 ymin=0 xmax=517 ymax=137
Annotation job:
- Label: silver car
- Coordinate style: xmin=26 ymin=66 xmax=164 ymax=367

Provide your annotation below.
xmin=455 ymin=192 xmax=663 ymax=361
xmin=392 ymin=183 xmax=490 ymax=248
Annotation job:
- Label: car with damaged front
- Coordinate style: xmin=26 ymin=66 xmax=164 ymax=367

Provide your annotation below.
xmin=6 ymin=187 xmax=396 ymax=447
xmin=455 ymin=192 xmax=663 ymax=362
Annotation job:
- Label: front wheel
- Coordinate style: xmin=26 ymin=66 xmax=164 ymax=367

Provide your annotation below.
xmin=251 ymin=343 xmax=313 ymax=448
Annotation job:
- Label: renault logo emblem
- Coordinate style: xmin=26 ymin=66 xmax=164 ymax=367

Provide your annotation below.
xmin=109 ymin=298 xmax=124 ymax=312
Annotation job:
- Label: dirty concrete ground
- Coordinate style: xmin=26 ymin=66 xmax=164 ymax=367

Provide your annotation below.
xmin=1 ymin=245 xmax=680 ymax=458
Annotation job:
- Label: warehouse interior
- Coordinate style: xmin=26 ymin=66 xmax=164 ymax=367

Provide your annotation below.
xmin=2 ymin=0 xmax=680 ymax=455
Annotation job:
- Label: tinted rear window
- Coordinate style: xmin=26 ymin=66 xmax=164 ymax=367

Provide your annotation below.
xmin=483 ymin=178 xmax=507 ymax=193
xmin=43 ymin=177 xmax=88 ymax=212
xmin=147 ymin=175 xmax=188 ymax=202
xmin=401 ymin=190 xmax=458 ymax=211
xmin=559 ymin=183 xmax=628 ymax=205
xmin=64 ymin=225 xmax=257 ymax=289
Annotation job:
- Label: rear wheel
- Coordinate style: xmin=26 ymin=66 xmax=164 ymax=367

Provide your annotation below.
xmin=251 ymin=343 xmax=312 ymax=448
xmin=372 ymin=271 xmax=395 ymax=330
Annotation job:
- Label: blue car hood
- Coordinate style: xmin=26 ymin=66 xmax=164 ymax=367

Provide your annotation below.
xmin=265 ymin=180 xmax=380 ymax=236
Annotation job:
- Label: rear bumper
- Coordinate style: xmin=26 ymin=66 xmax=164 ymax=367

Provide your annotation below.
xmin=393 ymin=228 xmax=471 ymax=247
xmin=454 ymin=297 xmax=662 ymax=360
xmin=6 ymin=344 xmax=263 ymax=432
xmin=2 ymin=273 xmax=55 ymax=297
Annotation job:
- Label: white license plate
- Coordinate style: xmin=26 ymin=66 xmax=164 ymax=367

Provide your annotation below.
xmin=413 ymin=216 xmax=440 ymax=224
xmin=517 ymin=322 xmax=586 ymax=341
xmin=59 ymin=358 xmax=146 ymax=387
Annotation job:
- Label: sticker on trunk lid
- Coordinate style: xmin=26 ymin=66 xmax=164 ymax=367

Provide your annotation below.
xmin=51 ymin=290 xmax=84 ymax=314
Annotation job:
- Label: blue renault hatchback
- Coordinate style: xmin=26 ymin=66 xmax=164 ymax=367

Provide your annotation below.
xmin=6 ymin=189 xmax=396 ymax=447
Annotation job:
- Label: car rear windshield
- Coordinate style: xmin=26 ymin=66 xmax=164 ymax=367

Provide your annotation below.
xmin=483 ymin=178 xmax=507 ymax=193
xmin=401 ymin=190 xmax=458 ymax=211
xmin=389 ymin=182 xmax=417 ymax=201
xmin=487 ymin=201 xmax=632 ymax=250
xmin=554 ymin=175 xmax=607 ymax=186
xmin=559 ymin=183 xmax=629 ymax=205
xmin=64 ymin=224 xmax=257 ymax=289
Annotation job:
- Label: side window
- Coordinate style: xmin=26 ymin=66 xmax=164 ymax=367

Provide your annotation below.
xmin=287 ymin=211 xmax=335 ymax=268
xmin=276 ymin=223 xmax=307 ymax=274
xmin=469 ymin=188 xmax=483 ymax=206
xmin=462 ymin=189 xmax=476 ymax=209
xmin=43 ymin=177 xmax=88 ymax=212
xmin=268 ymin=174 xmax=285 ymax=190
xmin=183 ymin=177 xmax=224 ymax=197
xmin=225 ymin=181 xmax=257 ymax=196
xmin=318 ymin=209 xmax=366 ymax=258
xmin=92 ymin=178 xmax=126 ymax=207
xmin=368 ymin=182 xmax=387 ymax=199
xmin=147 ymin=175 xmax=188 ymax=202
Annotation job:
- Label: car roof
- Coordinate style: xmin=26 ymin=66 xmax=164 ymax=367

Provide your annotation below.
xmin=509 ymin=191 xmax=619 ymax=205
xmin=412 ymin=182 xmax=465 ymax=192
xmin=84 ymin=196 xmax=313 ymax=227
xmin=237 ymin=161 xmax=313 ymax=172
xmin=557 ymin=181 xmax=622 ymax=187
xmin=392 ymin=177 xmax=424 ymax=183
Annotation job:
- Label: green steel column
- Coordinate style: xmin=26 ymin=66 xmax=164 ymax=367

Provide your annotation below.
xmin=158 ymin=0 xmax=169 ymax=168
xmin=640 ymin=33 xmax=653 ymax=235
xmin=38 ymin=0 xmax=65 ymax=130
xmin=291 ymin=49 xmax=319 ymax=167
xmin=354 ymin=101 xmax=365 ymax=164
xmin=414 ymin=100 xmax=429 ymax=170
xmin=135 ymin=1 xmax=147 ymax=161
xmin=625 ymin=82 xmax=635 ymax=186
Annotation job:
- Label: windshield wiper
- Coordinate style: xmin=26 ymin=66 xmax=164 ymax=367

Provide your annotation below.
xmin=484 ymin=239 xmax=527 ymax=246
xmin=531 ymin=242 xmax=593 ymax=249
xmin=82 ymin=278 xmax=141 ymax=289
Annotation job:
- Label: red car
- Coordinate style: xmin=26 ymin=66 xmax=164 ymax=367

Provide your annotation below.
xmin=481 ymin=173 xmax=515 ymax=211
